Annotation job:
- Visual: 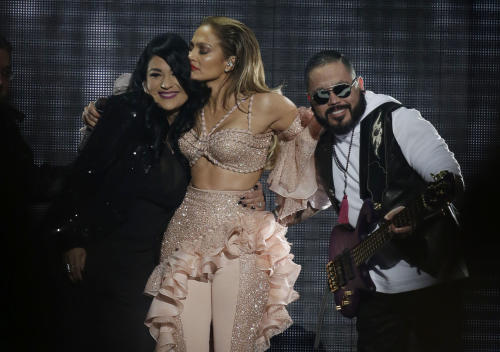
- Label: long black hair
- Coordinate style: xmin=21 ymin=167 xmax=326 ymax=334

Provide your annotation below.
xmin=128 ymin=33 xmax=209 ymax=156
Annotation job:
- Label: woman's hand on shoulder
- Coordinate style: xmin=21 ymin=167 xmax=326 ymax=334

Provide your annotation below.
xmin=254 ymin=92 xmax=298 ymax=132
xmin=82 ymin=101 xmax=102 ymax=128
xmin=298 ymin=106 xmax=323 ymax=140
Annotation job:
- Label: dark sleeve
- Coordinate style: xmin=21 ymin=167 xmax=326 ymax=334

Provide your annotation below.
xmin=77 ymin=96 xmax=110 ymax=153
xmin=77 ymin=126 xmax=93 ymax=153
xmin=43 ymin=96 xmax=142 ymax=251
xmin=0 ymin=104 xmax=36 ymax=220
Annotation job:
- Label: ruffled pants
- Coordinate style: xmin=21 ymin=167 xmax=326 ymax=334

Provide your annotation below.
xmin=144 ymin=185 xmax=301 ymax=351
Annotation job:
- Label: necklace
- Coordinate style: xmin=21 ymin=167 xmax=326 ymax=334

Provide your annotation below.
xmin=201 ymin=97 xmax=247 ymax=137
xmin=332 ymin=128 xmax=355 ymax=224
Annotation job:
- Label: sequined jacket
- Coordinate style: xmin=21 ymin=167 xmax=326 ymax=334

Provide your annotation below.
xmin=45 ymin=91 xmax=190 ymax=251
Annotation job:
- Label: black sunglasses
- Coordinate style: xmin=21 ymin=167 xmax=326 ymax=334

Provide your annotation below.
xmin=311 ymin=78 xmax=358 ymax=105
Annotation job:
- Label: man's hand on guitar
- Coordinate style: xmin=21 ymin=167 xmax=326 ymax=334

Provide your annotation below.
xmin=384 ymin=206 xmax=412 ymax=236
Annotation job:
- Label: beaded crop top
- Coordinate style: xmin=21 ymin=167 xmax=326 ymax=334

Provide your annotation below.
xmin=179 ymin=95 xmax=274 ymax=173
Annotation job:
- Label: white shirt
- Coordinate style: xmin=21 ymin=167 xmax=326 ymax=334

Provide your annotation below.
xmin=330 ymin=91 xmax=461 ymax=293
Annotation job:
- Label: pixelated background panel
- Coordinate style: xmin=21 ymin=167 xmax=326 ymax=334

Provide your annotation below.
xmin=1 ymin=1 xmax=499 ymax=351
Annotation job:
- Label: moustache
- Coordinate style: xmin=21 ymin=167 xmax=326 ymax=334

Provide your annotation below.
xmin=325 ymin=104 xmax=351 ymax=117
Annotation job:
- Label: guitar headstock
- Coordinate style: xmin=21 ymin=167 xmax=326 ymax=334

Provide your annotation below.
xmin=422 ymin=170 xmax=456 ymax=210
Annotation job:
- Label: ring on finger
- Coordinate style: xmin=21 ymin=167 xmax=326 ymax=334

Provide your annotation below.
xmin=65 ymin=263 xmax=71 ymax=273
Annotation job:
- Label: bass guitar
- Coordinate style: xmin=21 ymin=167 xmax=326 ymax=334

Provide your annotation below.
xmin=326 ymin=170 xmax=457 ymax=318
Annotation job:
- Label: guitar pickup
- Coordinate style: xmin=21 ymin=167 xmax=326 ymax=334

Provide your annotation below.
xmin=341 ymin=249 xmax=355 ymax=282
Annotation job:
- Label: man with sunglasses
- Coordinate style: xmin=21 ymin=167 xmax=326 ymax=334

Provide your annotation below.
xmin=271 ymin=50 xmax=468 ymax=351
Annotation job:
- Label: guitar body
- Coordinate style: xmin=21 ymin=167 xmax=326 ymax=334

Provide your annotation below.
xmin=328 ymin=200 xmax=378 ymax=318
xmin=326 ymin=171 xmax=458 ymax=318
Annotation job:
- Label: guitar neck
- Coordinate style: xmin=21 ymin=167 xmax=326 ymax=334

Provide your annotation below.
xmin=351 ymin=196 xmax=424 ymax=266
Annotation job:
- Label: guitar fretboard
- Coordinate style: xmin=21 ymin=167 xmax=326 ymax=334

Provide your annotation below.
xmin=351 ymin=195 xmax=425 ymax=266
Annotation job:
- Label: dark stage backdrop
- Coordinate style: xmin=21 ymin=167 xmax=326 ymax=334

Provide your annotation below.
xmin=2 ymin=1 xmax=499 ymax=351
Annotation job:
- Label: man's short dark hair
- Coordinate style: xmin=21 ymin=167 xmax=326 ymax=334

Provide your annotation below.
xmin=304 ymin=50 xmax=356 ymax=89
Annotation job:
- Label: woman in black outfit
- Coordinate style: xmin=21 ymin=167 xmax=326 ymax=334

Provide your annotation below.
xmin=46 ymin=33 xmax=209 ymax=351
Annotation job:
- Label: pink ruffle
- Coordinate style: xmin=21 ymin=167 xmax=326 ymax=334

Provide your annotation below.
xmin=268 ymin=124 xmax=319 ymax=220
xmin=144 ymin=211 xmax=301 ymax=352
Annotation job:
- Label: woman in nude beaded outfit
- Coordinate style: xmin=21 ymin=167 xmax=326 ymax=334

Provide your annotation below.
xmin=84 ymin=16 xmax=313 ymax=352
xmin=141 ymin=17 xmax=318 ymax=352
xmin=142 ymin=17 xmax=317 ymax=352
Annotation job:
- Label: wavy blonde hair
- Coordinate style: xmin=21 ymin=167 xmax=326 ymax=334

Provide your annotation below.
xmin=201 ymin=16 xmax=280 ymax=169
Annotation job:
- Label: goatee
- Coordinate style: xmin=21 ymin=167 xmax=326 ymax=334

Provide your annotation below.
xmin=314 ymin=92 xmax=367 ymax=135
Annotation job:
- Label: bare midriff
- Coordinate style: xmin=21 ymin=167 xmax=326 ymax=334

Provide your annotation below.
xmin=190 ymin=157 xmax=262 ymax=191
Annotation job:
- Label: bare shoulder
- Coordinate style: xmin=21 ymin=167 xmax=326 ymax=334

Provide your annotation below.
xmin=253 ymin=91 xmax=296 ymax=113
xmin=252 ymin=92 xmax=298 ymax=131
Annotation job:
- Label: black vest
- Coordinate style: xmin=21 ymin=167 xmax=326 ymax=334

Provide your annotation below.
xmin=314 ymin=102 xmax=467 ymax=280
xmin=315 ymin=102 xmax=406 ymax=211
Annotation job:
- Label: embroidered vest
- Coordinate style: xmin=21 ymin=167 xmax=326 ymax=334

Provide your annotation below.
xmin=314 ymin=102 xmax=404 ymax=212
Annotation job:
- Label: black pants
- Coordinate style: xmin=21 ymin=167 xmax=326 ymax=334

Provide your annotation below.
xmin=54 ymin=241 xmax=156 ymax=352
xmin=356 ymin=281 xmax=465 ymax=352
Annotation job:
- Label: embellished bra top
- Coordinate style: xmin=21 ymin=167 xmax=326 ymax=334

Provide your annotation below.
xmin=179 ymin=95 xmax=274 ymax=173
